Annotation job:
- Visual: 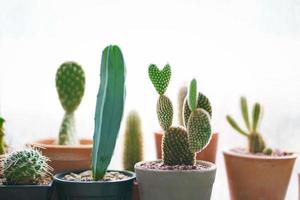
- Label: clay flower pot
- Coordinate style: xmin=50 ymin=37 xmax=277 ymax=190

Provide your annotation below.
xmin=154 ymin=131 xmax=219 ymax=163
xmin=223 ymin=150 xmax=296 ymax=200
xmin=29 ymin=138 xmax=92 ymax=173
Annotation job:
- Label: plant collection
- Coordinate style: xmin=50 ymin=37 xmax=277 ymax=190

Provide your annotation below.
xmin=0 ymin=45 xmax=298 ymax=200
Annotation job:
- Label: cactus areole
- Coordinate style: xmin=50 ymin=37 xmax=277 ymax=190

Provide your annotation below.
xmin=148 ymin=64 xmax=212 ymax=166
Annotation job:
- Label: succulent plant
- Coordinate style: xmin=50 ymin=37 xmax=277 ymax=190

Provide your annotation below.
xmin=226 ymin=97 xmax=269 ymax=154
xmin=148 ymin=64 xmax=212 ymax=165
xmin=2 ymin=148 xmax=52 ymax=185
xmin=56 ymin=61 xmax=85 ymax=145
xmin=178 ymin=85 xmax=187 ymax=126
xmin=92 ymin=45 xmax=126 ymax=180
xmin=0 ymin=117 xmax=6 ymax=155
xmin=123 ymin=111 xmax=144 ymax=171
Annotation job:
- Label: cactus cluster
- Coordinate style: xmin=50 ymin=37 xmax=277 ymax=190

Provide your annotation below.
xmin=2 ymin=148 xmax=52 ymax=185
xmin=0 ymin=117 xmax=6 ymax=155
xmin=226 ymin=97 xmax=271 ymax=154
xmin=123 ymin=111 xmax=144 ymax=171
xmin=56 ymin=61 xmax=85 ymax=145
xmin=148 ymin=64 xmax=212 ymax=165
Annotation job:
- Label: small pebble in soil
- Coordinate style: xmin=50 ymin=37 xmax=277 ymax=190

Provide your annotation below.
xmin=232 ymin=147 xmax=293 ymax=157
xmin=137 ymin=161 xmax=211 ymax=171
xmin=62 ymin=170 xmax=129 ymax=182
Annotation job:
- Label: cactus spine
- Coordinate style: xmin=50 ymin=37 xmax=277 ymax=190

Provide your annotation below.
xmin=148 ymin=64 xmax=212 ymax=165
xmin=3 ymin=148 xmax=52 ymax=185
xmin=92 ymin=45 xmax=126 ymax=180
xmin=0 ymin=117 xmax=6 ymax=155
xmin=56 ymin=61 xmax=85 ymax=145
xmin=226 ymin=97 xmax=268 ymax=154
xmin=123 ymin=111 xmax=144 ymax=171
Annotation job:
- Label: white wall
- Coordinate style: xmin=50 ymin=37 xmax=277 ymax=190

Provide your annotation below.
xmin=1 ymin=0 xmax=300 ymax=199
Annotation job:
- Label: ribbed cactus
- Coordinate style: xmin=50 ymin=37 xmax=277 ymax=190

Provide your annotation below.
xmin=226 ymin=97 xmax=269 ymax=154
xmin=0 ymin=117 xmax=6 ymax=155
xmin=148 ymin=64 xmax=212 ymax=165
xmin=3 ymin=148 xmax=52 ymax=185
xmin=92 ymin=45 xmax=126 ymax=180
xmin=56 ymin=61 xmax=85 ymax=145
xmin=178 ymin=85 xmax=187 ymax=126
xmin=123 ymin=111 xmax=144 ymax=171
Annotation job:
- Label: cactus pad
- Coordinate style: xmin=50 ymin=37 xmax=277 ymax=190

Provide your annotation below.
xmin=157 ymin=95 xmax=173 ymax=131
xmin=187 ymin=109 xmax=211 ymax=153
xmin=148 ymin=64 xmax=171 ymax=95
xmin=162 ymin=126 xmax=195 ymax=165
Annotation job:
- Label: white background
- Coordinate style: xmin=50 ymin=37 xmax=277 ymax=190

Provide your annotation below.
xmin=1 ymin=0 xmax=300 ymax=199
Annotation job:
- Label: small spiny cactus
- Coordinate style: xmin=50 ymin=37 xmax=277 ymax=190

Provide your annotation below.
xmin=2 ymin=148 xmax=52 ymax=185
xmin=56 ymin=61 xmax=85 ymax=145
xmin=226 ymin=97 xmax=270 ymax=154
xmin=148 ymin=64 xmax=212 ymax=165
xmin=0 ymin=117 xmax=6 ymax=155
xmin=123 ymin=111 xmax=144 ymax=171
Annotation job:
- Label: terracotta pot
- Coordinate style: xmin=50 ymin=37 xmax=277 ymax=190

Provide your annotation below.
xmin=29 ymin=138 xmax=92 ymax=173
xmin=154 ymin=131 xmax=219 ymax=163
xmin=223 ymin=150 xmax=297 ymax=200
xmin=132 ymin=181 xmax=140 ymax=200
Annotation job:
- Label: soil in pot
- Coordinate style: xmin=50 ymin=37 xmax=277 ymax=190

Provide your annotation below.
xmin=154 ymin=131 xmax=219 ymax=163
xmin=54 ymin=170 xmax=135 ymax=200
xmin=135 ymin=160 xmax=217 ymax=200
xmin=29 ymin=138 xmax=92 ymax=173
xmin=224 ymin=148 xmax=296 ymax=200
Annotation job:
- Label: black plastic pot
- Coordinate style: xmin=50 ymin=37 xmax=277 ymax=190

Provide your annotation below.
xmin=0 ymin=183 xmax=53 ymax=200
xmin=54 ymin=170 xmax=135 ymax=200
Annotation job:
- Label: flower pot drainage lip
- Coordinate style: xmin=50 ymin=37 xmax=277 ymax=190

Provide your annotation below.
xmin=223 ymin=149 xmax=297 ymax=160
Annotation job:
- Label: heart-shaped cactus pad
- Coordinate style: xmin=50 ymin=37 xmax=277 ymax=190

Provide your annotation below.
xmin=148 ymin=64 xmax=171 ymax=95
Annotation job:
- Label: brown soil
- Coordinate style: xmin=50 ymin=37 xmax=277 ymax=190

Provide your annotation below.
xmin=232 ymin=147 xmax=293 ymax=157
xmin=62 ymin=170 xmax=129 ymax=182
xmin=137 ymin=161 xmax=212 ymax=171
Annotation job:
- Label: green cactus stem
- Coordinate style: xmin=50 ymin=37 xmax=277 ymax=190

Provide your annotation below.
xmin=56 ymin=61 xmax=85 ymax=145
xmin=0 ymin=117 xmax=6 ymax=155
xmin=157 ymin=95 xmax=173 ymax=131
xmin=123 ymin=111 xmax=144 ymax=172
xmin=3 ymin=148 xmax=52 ymax=185
xmin=178 ymin=85 xmax=187 ymax=126
xmin=92 ymin=45 xmax=126 ymax=180
xmin=226 ymin=97 xmax=268 ymax=154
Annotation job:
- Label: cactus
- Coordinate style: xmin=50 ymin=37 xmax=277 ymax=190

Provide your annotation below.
xmin=92 ymin=45 xmax=126 ymax=180
xmin=3 ymin=148 xmax=52 ymax=185
xmin=123 ymin=111 xmax=144 ymax=171
xmin=178 ymin=85 xmax=187 ymax=126
xmin=0 ymin=117 xmax=6 ymax=155
xmin=148 ymin=64 xmax=212 ymax=165
xmin=56 ymin=61 xmax=85 ymax=145
xmin=226 ymin=97 xmax=269 ymax=154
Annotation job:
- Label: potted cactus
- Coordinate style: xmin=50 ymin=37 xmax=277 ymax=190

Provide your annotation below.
xmin=0 ymin=148 xmax=53 ymax=200
xmin=135 ymin=64 xmax=216 ymax=200
xmin=154 ymin=84 xmax=219 ymax=163
xmin=224 ymin=97 xmax=297 ymax=200
xmin=30 ymin=61 xmax=92 ymax=173
xmin=53 ymin=45 xmax=135 ymax=199
xmin=123 ymin=110 xmax=144 ymax=200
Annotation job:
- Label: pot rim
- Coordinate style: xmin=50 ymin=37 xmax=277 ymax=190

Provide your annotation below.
xmin=223 ymin=149 xmax=297 ymax=160
xmin=134 ymin=160 xmax=217 ymax=173
xmin=0 ymin=181 xmax=52 ymax=188
xmin=54 ymin=169 xmax=135 ymax=184
xmin=29 ymin=138 xmax=93 ymax=149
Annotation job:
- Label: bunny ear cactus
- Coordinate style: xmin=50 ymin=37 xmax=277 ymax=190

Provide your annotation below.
xmin=0 ymin=117 xmax=6 ymax=155
xmin=3 ymin=148 xmax=52 ymax=185
xmin=123 ymin=111 xmax=144 ymax=172
xmin=56 ymin=61 xmax=85 ymax=145
xmin=92 ymin=45 xmax=126 ymax=180
xmin=226 ymin=97 xmax=269 ymax=154
xmin=148 ymin=64 xmax=212 ymax=166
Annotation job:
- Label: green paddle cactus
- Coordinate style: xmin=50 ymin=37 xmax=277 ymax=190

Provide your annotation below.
xmin=226 ymin=97 xmax=269 ymax=154
xmin=148 ymin=64 xmax=212 ymax=165
xmin=0 ymin=117 xmax=6 ymax=155
xmin=3 ymin=148 xmax=52 ymax=185
xmin=123 ymin=111 xmax=144 ymax=171
xmin=56 ymin=61 xmax=85 ymax=145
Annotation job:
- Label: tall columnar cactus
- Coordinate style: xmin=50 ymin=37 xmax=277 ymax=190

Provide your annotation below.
xmin=178 ymin=86 xmax=187 ymax=126
xmin=148 ymin=64 xmax=212 ymax=165
xmin=56 ymin=61 xmax=85 ymax=145
xmin=0 ymin=117 xmax=6 ymax=155
xmin=123 ymin=111 xmax=144 ymax=172
xmin=92 ymin=45 xmax=126 ymax=180
xmin=226 ymin=97 xmax=269 ymax=154
xmin=3 ymin=148 xmax=52 ymax=185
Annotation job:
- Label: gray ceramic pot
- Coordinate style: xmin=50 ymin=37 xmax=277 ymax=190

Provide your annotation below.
xmin=135 ymin=160 xmax=216 ymax=200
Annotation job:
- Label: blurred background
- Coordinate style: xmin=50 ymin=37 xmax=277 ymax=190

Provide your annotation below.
xmin=1 ymin=0 xmax=300 ymax=199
